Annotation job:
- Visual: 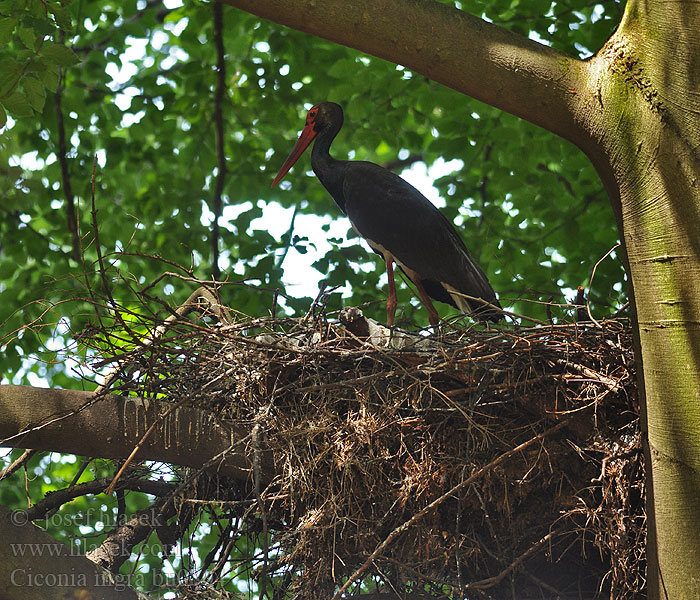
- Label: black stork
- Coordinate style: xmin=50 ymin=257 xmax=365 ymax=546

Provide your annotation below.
xmin=272 ymin=102 xmax=503 ymax=327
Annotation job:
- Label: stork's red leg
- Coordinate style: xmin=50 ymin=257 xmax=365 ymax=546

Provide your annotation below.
xmin=411 ymin=276 xmax=440 ymax=329
xmin=385 ymin=255 xmax=398 ymax=326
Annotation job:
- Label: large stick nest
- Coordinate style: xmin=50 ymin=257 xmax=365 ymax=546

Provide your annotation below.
xmin=92 ymin=288 xmax=643 ymax=600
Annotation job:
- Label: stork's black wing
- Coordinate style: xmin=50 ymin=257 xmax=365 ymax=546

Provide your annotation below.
xmin=341 ymin=162 xmax=502 ymax=321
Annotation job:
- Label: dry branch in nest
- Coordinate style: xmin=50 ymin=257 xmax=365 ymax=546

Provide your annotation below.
xmin=69 ymin=282 xmax=644 ymax=600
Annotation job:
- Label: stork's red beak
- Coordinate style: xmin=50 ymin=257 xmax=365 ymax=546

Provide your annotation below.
xmin=271 ymin=123 xmax=318 ymax=187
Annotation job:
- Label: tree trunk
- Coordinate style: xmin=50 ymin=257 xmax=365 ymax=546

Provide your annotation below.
xmin=221 ymin=0 xmax=700 ymax=596
xmin=580 ymin=3 xmax=700 ymax=597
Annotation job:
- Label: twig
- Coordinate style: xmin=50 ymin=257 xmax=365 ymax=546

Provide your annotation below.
xmin=90 ymin=154 xmax=131 ymax=337
xmin=86 ymin=499 xmax=174 ymax=572
xmin=210 ymin=1 xmax=227 ymax=280
xmin=0 ymin=449 xmax=36 ymax=482
xmin=54 ymin=37 xmax=80 ymax=263
xmin=94 ymin=430 xmax=258 ymax=574
xmin=68 ymin=458 xmax=92 ymax=487
xmin=524 ymin=570 xmax=566 ymax=597
xmin=96 ymin=285 xmax=229 ymax=393
xmin=253 ymin=410 xmax=270 ymax=599
xmin=587 ymin=243 xmax=621 ymax=327
xmin=304 ymin=281 xmax=329 ymax=322
xmin=545 ymin=295 xmax=554 ymax=324
xmin=274 ymin=203 xmax=298 ymax=271
xmin=555 ymin=358 xmax=622 ymax=394
xmin=468 ymin=526 xmax=567 ymax=590
xmin=331 ymin=417 xmax=574 ymax=600
xmin=436 ymin=288 xmax=547 ymax=325
xmin=574 ymin=286 xmax=587 ymax=322
xmin=611 ymin=301 xmax=630 ymax=318
xmin=455 ymin=467 xmax=465 ymax=594
xmin=205 ymin=520 xmax=238 ymax=580
xmin=104 ymin=397 xmax=189 ymax=496
xmin=23 ymin=478 xmax=177 ymax=521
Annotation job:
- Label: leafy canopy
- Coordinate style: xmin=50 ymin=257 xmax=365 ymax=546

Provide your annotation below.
xmin=0 ymin=0 xmax=623 ymax=387
xmin=0 ymin=0 xmax=625 ymax=596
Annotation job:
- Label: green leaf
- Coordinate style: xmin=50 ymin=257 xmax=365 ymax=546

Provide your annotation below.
xmin=38 ymin=62 xmax=60 ymax=92
xmin=0 ymin=103 xmax=6 ymax=128
xmin=42 ymin=43 xmax=79 ymax=66
xmin=17 ymin=26 xmax=36 ymax=50
xmin=0 ymin=57 xmax=21 ymax=96
xmin=2 ymin=90 xmax=33 ymax=117
xmin=50 ymin=6 xmax=74 ymax=31
xmin=23 ymin=75 xmax=46 ymax=111
xmin=327 ymin=58 xmax=357 ymax=79
xmin=0 ymin=17 xmax=17 ymax=45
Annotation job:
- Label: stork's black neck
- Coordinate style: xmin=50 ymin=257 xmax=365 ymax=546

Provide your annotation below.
xmin=310 ymin=119 xmax=348 ymax=213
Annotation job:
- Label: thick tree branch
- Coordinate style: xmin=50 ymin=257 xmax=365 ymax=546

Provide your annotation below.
xmin=86 ymin=499 xmax=176 ymax=572
xmin=22 ymin=478 xmax=177 ymax=522
xmin=0 ymin=385 xmax=268 ymax=482
xmin=220 ymin=0 xmax=587 ymax=146
xmin=0 ymin=505 xmax=145 ymax=600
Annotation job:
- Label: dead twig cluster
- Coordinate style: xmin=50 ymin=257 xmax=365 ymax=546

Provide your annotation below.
xmin=71 ymin=282 xmax=642 ymax=600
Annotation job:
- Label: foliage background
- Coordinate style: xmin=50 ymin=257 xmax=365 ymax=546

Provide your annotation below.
xmin=0 ymin=0 xmax=624 ymax=593
xmin=0 ymin=0 xmax=625 ymax=388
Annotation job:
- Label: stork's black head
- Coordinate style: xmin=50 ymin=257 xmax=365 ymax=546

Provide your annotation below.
xmin=272 ymin=102 xmax=344 ymax=187
xmin=305 ymin=101 xmax=343 ymax=134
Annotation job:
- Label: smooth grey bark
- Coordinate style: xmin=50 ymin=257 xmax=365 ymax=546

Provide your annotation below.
xmin=0 ymin=384 xmax=264 ymax=481
xmin=0 ymin=505 xmax=147 ymax=600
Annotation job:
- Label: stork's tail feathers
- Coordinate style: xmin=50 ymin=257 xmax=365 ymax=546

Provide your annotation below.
xmin=444 ymin=283 xmax=504 ymax=322
xmin=469 ymin=298 xmax=504 ymax=322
